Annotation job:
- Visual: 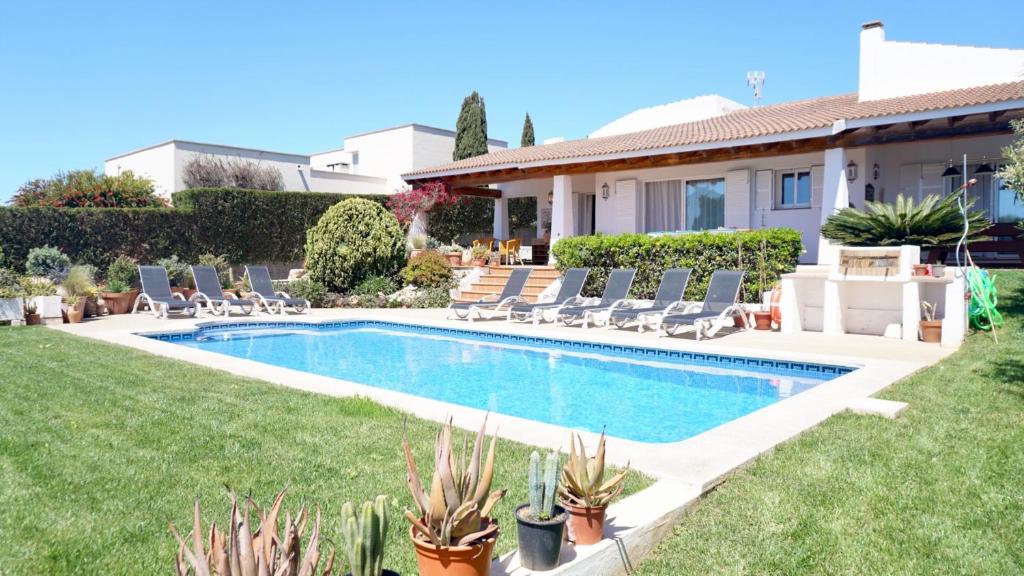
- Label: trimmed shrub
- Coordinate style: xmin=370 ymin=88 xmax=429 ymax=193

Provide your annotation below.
xmin=550 ymin=229 xmax=803 ymax=303
xmin=353 ymin=274 xmax=398 ymax=296
xmin=411 ymin=286 xmax=452 ymax=308
xmin=155 ymin=255 xmax=189 ymax=287
xmin=304 ymin=199 xmax=406 ymax=292
xmin=172 ymin=188 xmax=387 ymax=264
xmin=106 ymin=255 xmax=139 ymax=287
xmin=276 ymin=277 xmax=328 ymax=307
xmin=0 ymin=189 xmax=386 ymax=272
xmin=400 ymin=251 xmax=454 ymax=289
xmin=25 ymin=245 xmax=71 ymax=281
xmin=427 ymin=196 xmax=493 ymax=243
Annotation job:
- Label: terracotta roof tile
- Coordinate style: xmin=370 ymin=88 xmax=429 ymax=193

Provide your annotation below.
xmin=405 ymin=81 xmax=1024 ymax=179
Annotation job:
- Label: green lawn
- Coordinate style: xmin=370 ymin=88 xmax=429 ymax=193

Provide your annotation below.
xmin=636 ymin=269 xmax=1024 ymax=575
xmin=0 ymin=327 xmax=648 ymax=575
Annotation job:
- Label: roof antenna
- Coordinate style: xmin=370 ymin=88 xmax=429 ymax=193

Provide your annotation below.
xmin=746 ymin=71 xmax=766 ymax=107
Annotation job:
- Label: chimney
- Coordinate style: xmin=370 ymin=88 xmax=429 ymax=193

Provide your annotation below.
xmin=858 ymin=20 xmax=885 ymax=101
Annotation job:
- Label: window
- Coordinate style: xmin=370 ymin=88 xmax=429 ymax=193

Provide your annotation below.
xmin=685 ymin=178 xmax=725 ymax=230
xmin=643 ymin=180 xmax=682 ymax=232
xmin=777 ymin=170 xmax=811 ymax=208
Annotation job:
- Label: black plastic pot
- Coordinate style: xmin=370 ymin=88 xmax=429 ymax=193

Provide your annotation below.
xmin=345 ymin=570 xmax=400 ymax=576
xmin=515 ymin=503 xmax=568 ymax=571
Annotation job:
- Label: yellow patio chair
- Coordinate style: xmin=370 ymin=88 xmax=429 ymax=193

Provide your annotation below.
xmin=473 ymin=237 xmax=495 ymax=252
xmin=499 ymin=238 xmax=522 ymax=265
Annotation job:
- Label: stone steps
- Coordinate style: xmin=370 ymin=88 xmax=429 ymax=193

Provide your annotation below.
xmin=455 ymin=266 xmax=560 ymax=304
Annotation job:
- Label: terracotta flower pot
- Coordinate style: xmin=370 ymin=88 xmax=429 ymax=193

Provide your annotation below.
xmin=171 ymin=287 xmax=197 ymax=299
xmin=446 ymin=252 xmax=463 ymax=266
xmin=66 ymin=308 xmax=84 ymax=324
xmin=753 ymin=310 xmax=773 ymax=330
xmin=561 ymin=501 xmax=606 ymax=545
xmin=101 ymin=290 xmax=138 ymax=315
xmin=410 ymin=522 xmax=497 ymax=576
xmin=410 ymin=249 xmax=425 ymax=259
xmin=920 ymin=319 xmax=942 ymax=343
xmin=24 ymin=313 xmax=42 ymax=326
xmin=912 ymin=264 xmax=930 ymax=277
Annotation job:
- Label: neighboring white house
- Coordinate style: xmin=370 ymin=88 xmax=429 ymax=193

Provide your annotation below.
xmin=404 ymin=21 xmax=1024 ymax=265
xmin=105 ymin=124 xmax=507 ymax=199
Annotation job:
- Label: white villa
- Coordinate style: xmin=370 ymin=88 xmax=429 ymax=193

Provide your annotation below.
xmin=403 ymin=22 xmax=1024 ymax=265
xmin=105 ymin=124 xmax=507 ymax=199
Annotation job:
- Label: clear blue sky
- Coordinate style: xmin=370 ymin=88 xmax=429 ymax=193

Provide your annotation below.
xmin=2 ymin=0 xmax=1022 ymax=200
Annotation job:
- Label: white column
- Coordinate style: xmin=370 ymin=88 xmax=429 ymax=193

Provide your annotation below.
xmin=493 ymin=196 xmax=508 ymax=240
xmin=550 ymin=175 xmax=575 ymax=257
xmin=817 ymin=147 xmax=850 ymax=264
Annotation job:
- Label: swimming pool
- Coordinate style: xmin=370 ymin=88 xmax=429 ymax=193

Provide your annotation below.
xmin=150 ymin=321 xmax=854 ymax=443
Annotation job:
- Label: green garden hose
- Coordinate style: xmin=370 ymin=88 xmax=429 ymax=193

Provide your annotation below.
xmin=967 ymin=267 xmax=1004 ymax=332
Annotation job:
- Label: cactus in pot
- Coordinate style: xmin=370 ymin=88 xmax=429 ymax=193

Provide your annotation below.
xmin=515 ymin=450 xmax=568 ymax=570
xmin=341 ymin=495 xmax=398 ymax=576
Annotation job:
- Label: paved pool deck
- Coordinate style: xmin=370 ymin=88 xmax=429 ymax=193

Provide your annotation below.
xmin=55 ymin=307 xmax=950 ymax=486
xmin=54 ymin=307 xmax=954 ymax=575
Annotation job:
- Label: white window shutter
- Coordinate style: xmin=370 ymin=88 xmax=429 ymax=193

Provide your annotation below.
xmin=724 ymin=169 xmax=751 ymax=228
xmin=755 ymin=170 xmax=773 ymax=212
xmin=810 ymin=165 xmax=825 ymax=208
xmin=614 ymin=179 xmax=637 ymax=233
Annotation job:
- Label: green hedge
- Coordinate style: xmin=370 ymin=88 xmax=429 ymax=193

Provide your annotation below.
xmin=550 ymin=229 xmax=804 ymax=303
xmin=0 ymin=189 xmax=387 ymax=272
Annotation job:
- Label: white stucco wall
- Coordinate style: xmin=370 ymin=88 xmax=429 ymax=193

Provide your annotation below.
xmin=104 ymin=142 xmax=177 ymax=198
xmin=858 ymin=23 xmax=1024 ymax=101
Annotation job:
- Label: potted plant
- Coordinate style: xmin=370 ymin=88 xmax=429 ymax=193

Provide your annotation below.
xmin=558 ymin=432 xmax=630 ymax=546
xmin=341 ymin=495 xmax=400 ymax=576
xmin=100 ymin=255 xmax=140 ymax=315
xmin=409 ymin=233 xmax=428 ymax=259
xmin=65 ymin=294 xmax=84 ymax=323
xmin=751 ymin=239 xmax=774 ymax=330
xmin=170 ymin=487 xmax=333 ymax=575
xmin=23 ymin=299 xmax=41 ymax=325
xmin=443 ymin=244 xmax=464 ymax=267
xmin=515 ymin=451 xmax=568 ymax=571
xmin=403 ymin=417 xmax=506 ymax=576
xmin=487 ymin=251 xmax=501 ymax=268
xmin=470 ymin=244 xmax=489 ymax=267
xmin=157 ymin=255 xmax=194 ymax=298
xmin=920 ymin=301 xmax=942 ymax=343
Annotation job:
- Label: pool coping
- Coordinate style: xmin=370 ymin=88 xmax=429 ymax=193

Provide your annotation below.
xmin=54 ymin=310 xmax=939 ymax=576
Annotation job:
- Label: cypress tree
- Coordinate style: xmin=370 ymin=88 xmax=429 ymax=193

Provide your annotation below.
xmin=520 ymin=112 xmax=535 ymax=147
xmin=454 ymin=91 xmax=489 ymax=161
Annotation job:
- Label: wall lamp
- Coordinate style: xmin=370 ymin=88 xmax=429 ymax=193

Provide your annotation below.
xmin=845 ymin=161 xmax=858 ymax=183
xmin=601 ymin=182 xmax=610 ymax=200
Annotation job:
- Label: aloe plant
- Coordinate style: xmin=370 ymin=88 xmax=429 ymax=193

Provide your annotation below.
xmin=169 ymin=488 xmax=334 ymax=576
xmin=558 ymin=432 xmax=630 ymax=509
xmin=527 ymin=451 xmax=560 ymax=520
xmin=402 ymin=417 xmax=507 ymax=547
xmin=820 ymin=193 xmax=989 ymax=248
xmin=341 ymin=496 xmax=389 ymax=576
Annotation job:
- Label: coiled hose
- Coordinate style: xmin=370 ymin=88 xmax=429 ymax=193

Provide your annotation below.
xmin=967 ymin=267 xmax=1004 ymax=331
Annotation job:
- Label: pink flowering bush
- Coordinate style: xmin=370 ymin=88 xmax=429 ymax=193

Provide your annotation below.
xmin=386 ymin=181 xmax=463 ymax=224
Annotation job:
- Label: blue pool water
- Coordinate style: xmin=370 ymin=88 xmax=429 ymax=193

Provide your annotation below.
xmin=154 ymin=321 xmax=852 ymax=443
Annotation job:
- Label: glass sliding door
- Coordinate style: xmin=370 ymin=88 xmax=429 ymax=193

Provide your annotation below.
xmin=685 ymin=178 xmax=725 ymax=230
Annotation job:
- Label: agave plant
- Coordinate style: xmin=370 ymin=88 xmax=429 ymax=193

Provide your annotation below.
xmin=169 ymin=488 xmax=334 ymax=576
xmin=558 ymin=432 xmax=630 ymax=509
xmin=820 ymin=192 xmax=990 ymax=248
xmin=403 ymin=417 xmax=507 ymax=547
